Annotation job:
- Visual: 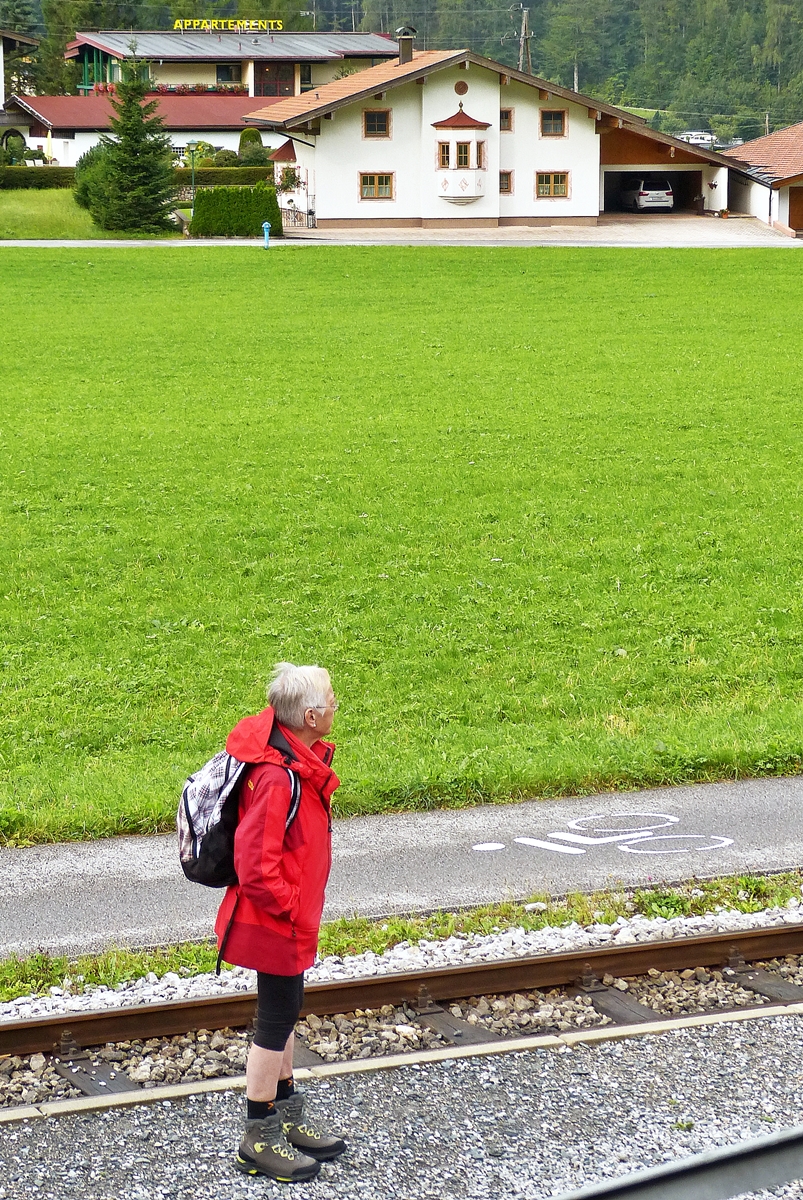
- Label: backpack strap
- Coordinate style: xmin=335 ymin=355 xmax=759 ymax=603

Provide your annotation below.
xmin=284 ymin=767 xmax=302 ymax=832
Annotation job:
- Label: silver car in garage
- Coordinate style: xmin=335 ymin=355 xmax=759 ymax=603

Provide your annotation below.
xmin=620 ymin=176 xmax=674 ymax=211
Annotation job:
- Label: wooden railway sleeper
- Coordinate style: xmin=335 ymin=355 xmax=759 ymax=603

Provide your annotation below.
xmin=722 ymin=951 xmax=803 ymax=1004
xmin=413 ymin=984 xmax=503 ymax=1046
xmin=49 ymin=1031 xmax=140 ymax=1097
xmin=573 ymin=969 xmax=665 ymax=1025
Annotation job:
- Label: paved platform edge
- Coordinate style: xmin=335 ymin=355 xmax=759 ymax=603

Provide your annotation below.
xmin=3 ymin=1002 xmax=801 ymax=1126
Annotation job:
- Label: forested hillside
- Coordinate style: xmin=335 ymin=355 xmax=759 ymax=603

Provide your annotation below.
xmin=2 ymin=0 xmax=803 ymax=139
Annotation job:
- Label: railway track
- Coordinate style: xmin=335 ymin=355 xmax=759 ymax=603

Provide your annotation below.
xmin=4 ymin=922 xmax=803 ymax=1109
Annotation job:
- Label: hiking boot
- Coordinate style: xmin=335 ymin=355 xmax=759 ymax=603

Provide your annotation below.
xmin=235 ymin=1111 xmax=321 ymax=1183
xmin=275 ymin=1090 xmax=347 ymax=1161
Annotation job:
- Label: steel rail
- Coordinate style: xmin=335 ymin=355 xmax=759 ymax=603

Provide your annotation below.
xmin=2 ymin=922 xmax=803 ymax=1057
xmin=552 ymin=1122 xmax=803 ymax=1200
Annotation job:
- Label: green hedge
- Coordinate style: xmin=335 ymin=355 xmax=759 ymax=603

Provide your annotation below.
xmin=189 ymin=182 xmax=282 ymax=237
xmin=0 ymin=167 xmax=75 ymax=189
xmin=174 ymin=165 xmax=273 ymax=188
xmin=0 ymin=165 xmax=273 ymax=191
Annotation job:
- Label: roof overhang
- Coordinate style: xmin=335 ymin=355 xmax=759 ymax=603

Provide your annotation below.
xmin=1 ymin=28 xmax=39 ymax=50
xmin=598 ymin=118 xmax=752 ymax=176
xmin=245 ymin=48 xmax=756 ymax=183
xmin=249 ymin=51 xmax=470 ymax=128
xmin=5 ymin=95 xmax=55 ymax=128
xmin=65 ymin=31 xmax=397 ymax=63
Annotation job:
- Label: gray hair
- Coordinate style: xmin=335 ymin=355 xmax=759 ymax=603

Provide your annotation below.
xmin=268 ymin=662 xmax=331 ymax=729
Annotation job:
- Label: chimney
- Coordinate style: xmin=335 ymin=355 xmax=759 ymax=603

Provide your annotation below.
xmin=395 ymin=25 xmax=416 ymax=65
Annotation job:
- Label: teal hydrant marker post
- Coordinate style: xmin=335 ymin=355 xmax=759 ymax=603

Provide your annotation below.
xmin=262 ymin=221 xmax=271 ymax=248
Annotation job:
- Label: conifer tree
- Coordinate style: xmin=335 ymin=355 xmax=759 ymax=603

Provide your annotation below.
xmin=89 ymin=55 xmax=177 ymax=232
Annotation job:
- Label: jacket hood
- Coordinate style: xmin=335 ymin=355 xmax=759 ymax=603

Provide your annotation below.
xmin=226 ymin=706 xmax=337 ymax=789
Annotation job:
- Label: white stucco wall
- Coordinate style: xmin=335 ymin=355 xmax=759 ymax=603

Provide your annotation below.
xmin=498 ymin=78 xmax=600 ymax=220
xmin=702 ymin=164 xmax=729 ymax=211
xmin=775 ymin=184 xmax=789 ymax=226
xmin=309 ymin=62 xmax=604 ymax=223
xmin=150 ymin=63 xmax=218 ymax=86
xmin=23 ymin=127 xmax=284 ymax=167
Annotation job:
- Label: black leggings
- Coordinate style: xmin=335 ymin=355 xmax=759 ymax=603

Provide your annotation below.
xmin=253 ymin=971 xmax=305 ymax=1052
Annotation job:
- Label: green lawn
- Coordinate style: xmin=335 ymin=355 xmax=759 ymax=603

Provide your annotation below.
xmin=0 ymin=189 xmax=181 ymax=239
xmin=2 ymin=246 xmax=803 ymax=846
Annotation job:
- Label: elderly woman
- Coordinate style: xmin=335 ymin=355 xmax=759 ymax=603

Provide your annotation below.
xmin=215 ymin=662 xmax=345 ymax=1184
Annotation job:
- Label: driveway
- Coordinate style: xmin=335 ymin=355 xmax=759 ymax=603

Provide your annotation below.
xmin=282 ymin=214 xmax=799 ymax=249
xmin=0 ymin=215 xmax=796 ymax=250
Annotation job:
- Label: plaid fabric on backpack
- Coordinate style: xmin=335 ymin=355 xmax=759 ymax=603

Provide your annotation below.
xmin=178 ymin=751 xmax=301 ymax=888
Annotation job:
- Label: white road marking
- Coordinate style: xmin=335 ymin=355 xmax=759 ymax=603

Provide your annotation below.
xmin=471 ymin=842 xmax=506 ymax=852
xmin=514 ymin=837 xmax=586 ymax=855
xmin=548 ymin=831 xmax=647 ymax=846
xmin=567 ymin=812 xmax=679 ymax=834
xmin=619 ymin=835 xmax=735 ymax=854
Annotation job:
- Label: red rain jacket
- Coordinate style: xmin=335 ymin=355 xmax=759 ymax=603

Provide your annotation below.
xmin=214 ymin=706 xmax=339 ymax=975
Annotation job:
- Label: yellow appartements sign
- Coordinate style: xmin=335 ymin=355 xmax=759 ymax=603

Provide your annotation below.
xmin=173 ymin=19 xmax=284 ymax=31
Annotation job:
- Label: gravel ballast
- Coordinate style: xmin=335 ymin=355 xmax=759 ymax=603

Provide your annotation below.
xmin=5 ymin=901 xmax=803 ymax=1109
xmin=2 ymin=1013 xmax=803 ymax=1199
xmin=3 ymin=899 xmax=803 ymax=1024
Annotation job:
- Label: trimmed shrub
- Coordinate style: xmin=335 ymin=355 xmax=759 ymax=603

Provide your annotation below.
xmin=74 ymin=144 xmax=109 ymax=209
xmin=173 ymin=165 xmax=274 ymax=188
xmin=239 ymin=127 xmax=263 ymax=151
xmin=0 ymin=166 xmax=75 ymax=189
xmin=189 ymin=181 xmax=282 ymax=237
xmin=213 ymin=149 xmax=239 ymax=167
xmin=1 ymin=165 xmax=273 ymax=192
xmin=238 ymin=141 xmax=271 ymax=166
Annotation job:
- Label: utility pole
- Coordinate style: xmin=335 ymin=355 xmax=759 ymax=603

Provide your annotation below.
xmin=574 ymin=54 xmax=578 ymax=92
xmin=765 ymin=112 xmax=770 ymax=135
xmin=518 ymin=6 xmax=531 ymax=74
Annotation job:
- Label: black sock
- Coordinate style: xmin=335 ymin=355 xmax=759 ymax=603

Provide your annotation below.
xmin=247 ymin=1098 xmax=274 ymax=1120
xmin=276 ymin=1076 xmax=295 ymax=1101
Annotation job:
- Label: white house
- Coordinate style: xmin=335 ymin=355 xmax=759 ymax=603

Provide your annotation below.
xmin=2 ymin=93 xmax=287 ymax=167
xmin=247 ymin=42 xmax=748 ymax=229
xmin=722 ymin=125 xmax=803 ymax=236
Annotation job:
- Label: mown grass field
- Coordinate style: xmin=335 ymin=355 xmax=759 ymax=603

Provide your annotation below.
xmin=2 ymin=246 xmax=803 ymax=846
xmin=0 ymin=190 xmax=180 ymax=239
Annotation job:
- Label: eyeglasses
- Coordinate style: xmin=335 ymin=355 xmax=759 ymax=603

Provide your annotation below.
xmin=313 ymin=702 xmax=339 ymax=712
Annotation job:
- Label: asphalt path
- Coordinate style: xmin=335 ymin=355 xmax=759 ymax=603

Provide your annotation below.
xmin=2 ymin=775 xmax=801 ymax=959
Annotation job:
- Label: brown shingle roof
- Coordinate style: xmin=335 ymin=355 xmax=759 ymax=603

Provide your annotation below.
xmin=7 ymin=93 xmax=281 ymax=131
xmin=245 ymin=49 xmax=466 ymax=127
xmin=244 ymin=45 xmax=752 ymax=178
xmin=722 ymin=122 xmax=803 ymax=183
xmin=269 ymin=138 xmax=297 ymax=162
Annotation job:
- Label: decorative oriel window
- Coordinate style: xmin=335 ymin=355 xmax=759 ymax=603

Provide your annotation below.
xmin=456 ymin=142 xmax=470 ymax=168
xmin=499 ymin=170 xmax=513 ymax=194
xmin=360 ymin=172 xmax=393 ymax=199
xmin=536 ymin=171 xmax=569 ymax=197
xmin=364 ymin=109 xmax=391 ymax=138
xmin=438 ymin=142 xmax=450 ymax=168
xmin=476 ymin=140 xmax=486 ymax=169
xmin=540 ymin=109 xmax=566 ymax=136
xmin=500 ymin=108 xmax=513 ymax=131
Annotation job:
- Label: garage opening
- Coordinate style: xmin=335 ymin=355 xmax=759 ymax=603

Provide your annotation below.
xmin=603 ymin=170 xmax=703 ymax=213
